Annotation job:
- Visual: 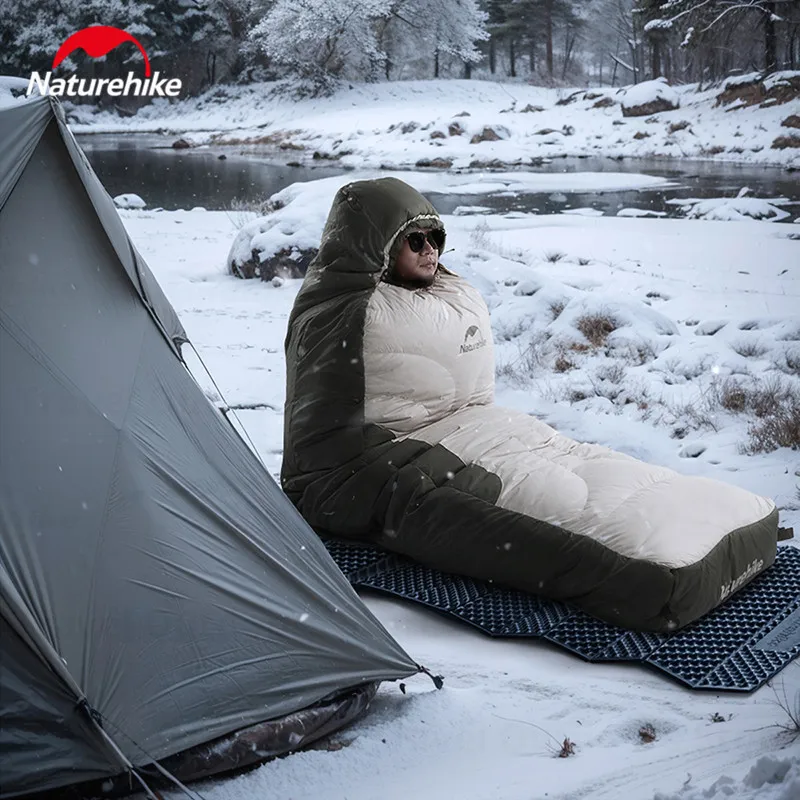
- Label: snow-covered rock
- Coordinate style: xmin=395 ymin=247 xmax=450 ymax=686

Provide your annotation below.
xmin=113 ymin=193 xmax=146 ymax=209
xmin=667 ymin=196 xmax=791 ymax=222
xmin=561 ymin=207 xmax=604 ymax=217
xmin=617 ymin=208 xmax=667 ymax=218
xmin=620 ymin=78 xmax=680 ymax=117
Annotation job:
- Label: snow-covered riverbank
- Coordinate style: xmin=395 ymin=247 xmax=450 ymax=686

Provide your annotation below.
xmin=64 ymin=77 xmax=800 ymax=169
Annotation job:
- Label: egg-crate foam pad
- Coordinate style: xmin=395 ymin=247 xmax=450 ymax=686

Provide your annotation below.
xmin=321 ymin=538 xmax=800 ymax=693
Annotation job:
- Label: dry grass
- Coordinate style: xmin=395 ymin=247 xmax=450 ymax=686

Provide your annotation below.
xmin=556 ymin=737 xmax=576 ymax=758
xmin=718 ymin=377 xmax=749 ymax=412
xmin=544 ymin=250 xmax=566 ymax=263
xmin=668 ymin=120 xmax=691 ymax=133
xmin=554 ymin=355 xmax=575 ymax=373
xmin=469 ymin=221 xmax=530 ymax=264
xmin=595 ymin=362 xmax=627 ymax=384
xmin=743 ymin=397 xmax=800 ymax=454
xmin=776 ymin=348 xmax=800 ymax=377
xmin=770 ymin=670 xmax=800 ymax=742
xmin=575 ymin=313 xmax=620 ymax=347
xmin=495 ymin=333 xmax=551 ymax=385
xmin=730 ymin=340 xmax=770 ymax=358
xmin=638 ymin=724 xmax=657 ymax=743
xmin=568 ymin=341 xmax=593 ymax=353
xmin=550 ymin=301 xmax=566 ymax=320
xmin=618 ymin=340 xmax=659 ymax=366
xmin=708 ymin=376 xmax=800 ymax=453
xmin=223 ymin=196 xmax=285 ymax=230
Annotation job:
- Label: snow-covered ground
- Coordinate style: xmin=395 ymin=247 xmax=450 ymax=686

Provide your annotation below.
xmin=119 ymin=169 xmax=800 ymax=800
xmin=64 ymin=77 xmax=800 ymax=169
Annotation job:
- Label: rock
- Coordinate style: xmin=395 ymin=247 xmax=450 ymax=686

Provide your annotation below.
xmin=620 ymin=78 xmax=680 ymax=117
xmin=286 ymin=161 xmax=302 ymax=167
xmin=400 ymin=121 xmax=419 ymax=134
xmin=429 ymin=130 xmax=446 ymax=140
xmin=622 ymin=97 xmax=679 ymax=117
xmin=592 ymin=97 xmax=615 ymax=109
xmin=171 ymin=138 xmax=192 ymax=149
xmin=468 ymin=158 xmax=508 ymax=169
xmin=232 ymin=246 xmax=317 ymax=281
xmin=782 ymin=114 xmax=800 ymax=129
xmin=717 ymin=71 xmax=800 ymax=109
xmin=217 ymin=153 xmax=227 ymax=160
xmin=772 ymin=135 xmax=800 ymax=149
xmin=668 ymin=120 xmax=691 ymax=133
xmin=534 ymin=128 xmax=560 ymax=136
xmin=454 ymin=111 xmax=471 ymax=117
xmin=633 ymin=131 xmax=651 ymax=140
xmin=312 ymin=150 xmax=339 ymax=159
xmin=470 ymin=126 xmax=507 ymax=144
xmin=519 ymin=104 xmax=544 ymax=113
xmin=448 ymin=121 xmax=464 ymax=136
xmin=415 ymin=157 xmax=453 ymax=168
xmin=556 ymin=90 xmax=582 ymax=106
xmin=562 ymin=125 xmax=575 ymax=136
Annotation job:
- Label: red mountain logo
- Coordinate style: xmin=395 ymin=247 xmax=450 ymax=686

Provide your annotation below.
xmin=52 ymin=26 xmax=152 ymax=76
xmin=27 ymin=25 xmax=181 ymax=98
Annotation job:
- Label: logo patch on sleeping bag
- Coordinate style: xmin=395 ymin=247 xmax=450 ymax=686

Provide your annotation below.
xmin=719 ymin=558 xmax=764 ymax=602
xmin=459 ymin=324 xmax=487 ymax=354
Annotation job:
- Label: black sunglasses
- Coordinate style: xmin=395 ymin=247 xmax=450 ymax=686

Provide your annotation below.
xmin=406 ymin=229 xmax=445 ymax=253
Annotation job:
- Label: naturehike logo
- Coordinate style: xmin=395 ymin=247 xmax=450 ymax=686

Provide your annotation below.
xmin=27 ymin=26 xmax=182 ymax=98
xmin=720 ymin=558 xmax=764 ymax=602
xmin=459 ymin=324 xmax=487 ymax=354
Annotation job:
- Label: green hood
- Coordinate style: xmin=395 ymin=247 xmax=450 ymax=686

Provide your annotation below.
xmin=287 ymin=177 xmax=445 ymax=330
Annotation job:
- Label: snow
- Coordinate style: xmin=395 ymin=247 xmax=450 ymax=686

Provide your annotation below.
xmin=0 ymin=75 xmax=35 ymax=108
xmin=113 ymin=193 xmax=146 ymax=209
xmin=619 ymin=77 xmax=680 ymax=110
xmin=764 ymin=71 xmax=800 ymax=92
xmin=65 ymin=78 xmax=800 ymax=168
xmin=654 ymin=755 xmax=800 ymax=800
xmin=724 ymin=72 xmax=764 ymax=89
xmin=119 ymin=171 xmax=799 ymax=799
xmin=666 ymin=196 xmax=793 ymax=222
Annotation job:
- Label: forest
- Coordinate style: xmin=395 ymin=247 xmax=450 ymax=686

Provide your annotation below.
xmin=1 ymin=0 xmax=799 ymax=99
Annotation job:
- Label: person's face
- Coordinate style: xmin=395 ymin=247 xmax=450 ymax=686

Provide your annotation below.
xmin=393 ymin=230 xmax=440 ymax=288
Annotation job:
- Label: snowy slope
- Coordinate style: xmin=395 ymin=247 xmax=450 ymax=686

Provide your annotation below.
xmin=118 ymin=175 xmax=799 ymax=799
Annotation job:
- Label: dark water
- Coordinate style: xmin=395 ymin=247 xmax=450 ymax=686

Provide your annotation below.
xmin=76 ymin=134 xmax=349 ymax=210
xmin=77 ymin=133 xmax=799 ymax=219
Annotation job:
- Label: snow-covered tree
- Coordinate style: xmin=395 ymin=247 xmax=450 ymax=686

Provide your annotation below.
xmin=635 ymin=0 xmax=794 ymax=76
xmin=0 ymin=0 xmax=155 ymax=76
xmin=248 ymin=0 xmax=391 ymax=91
xmin=248 ymin=0 xmax=488 ymax=90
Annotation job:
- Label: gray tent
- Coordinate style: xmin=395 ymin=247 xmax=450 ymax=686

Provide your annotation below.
xmin=0 ymin=89 xmax=419 ymax=799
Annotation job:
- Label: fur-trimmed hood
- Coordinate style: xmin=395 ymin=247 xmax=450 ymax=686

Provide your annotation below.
xmin=287 ymin=178 xmax=446 ymax=330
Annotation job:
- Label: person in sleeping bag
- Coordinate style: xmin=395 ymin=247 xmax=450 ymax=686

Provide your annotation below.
xmin=281 ymin=177 xmax=778 ymax=633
